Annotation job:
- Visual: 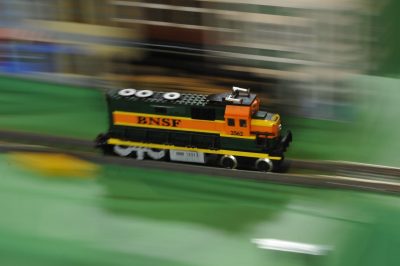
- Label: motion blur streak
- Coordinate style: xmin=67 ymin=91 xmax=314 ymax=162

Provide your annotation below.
xmin=251 ymin=238 xmax=332 ymax=255
xmin=9 ymin=152 xmax=99 ymax=178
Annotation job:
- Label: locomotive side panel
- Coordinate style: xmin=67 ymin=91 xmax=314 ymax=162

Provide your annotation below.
xmin=97 ymin=87 xmax=292 ymax=172
xmin=109 ymin=125 xmax=221 ymax=150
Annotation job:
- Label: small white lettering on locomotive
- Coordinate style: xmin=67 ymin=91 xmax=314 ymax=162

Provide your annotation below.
xmin=170 ymin=150 xmax=205 ymax=163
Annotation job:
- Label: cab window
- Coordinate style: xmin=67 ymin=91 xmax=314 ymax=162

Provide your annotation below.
xmin=239 ymin=119 xmax=247 ymax=127
xmin=227 ymin=118 xmax=235 ymax=126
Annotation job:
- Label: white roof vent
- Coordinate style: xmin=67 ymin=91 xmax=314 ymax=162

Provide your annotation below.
xmin=135 ymin=90 xmax=154 ymax=98
xmin=163 ymin=92 xmax=181 ymax=100
xmin=118 ymin=88 xmax=136 ymax=97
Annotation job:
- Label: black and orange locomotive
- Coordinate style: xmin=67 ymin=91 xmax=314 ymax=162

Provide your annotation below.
xmin=96 ymin=87 xmax=292 ymax=171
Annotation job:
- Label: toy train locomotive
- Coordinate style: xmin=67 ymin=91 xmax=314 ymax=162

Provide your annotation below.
xmin=96 ymin=86 xmax=292 ymax=172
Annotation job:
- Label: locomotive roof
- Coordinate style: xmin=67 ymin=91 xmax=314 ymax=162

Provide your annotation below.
xmin=109 ymin=89 xmax=257 ymax=107
xmin=109 ymin=90 xmax=209 ymax=106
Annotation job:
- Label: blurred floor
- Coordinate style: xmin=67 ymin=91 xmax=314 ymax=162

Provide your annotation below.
xmin=1 ymin=151 xmax=400 ymax=266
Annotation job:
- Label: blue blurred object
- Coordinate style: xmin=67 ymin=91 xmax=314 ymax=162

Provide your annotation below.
xmin=0 ymin=42 xmax=83 ymax=73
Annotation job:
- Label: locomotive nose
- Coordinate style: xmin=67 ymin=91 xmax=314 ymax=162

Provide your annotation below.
xmin=250 ymin=113 xmax=281 ymax=137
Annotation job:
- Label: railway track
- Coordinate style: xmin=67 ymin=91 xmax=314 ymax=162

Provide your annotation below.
xmin=1 ymin=129 xmax=400 ymax=194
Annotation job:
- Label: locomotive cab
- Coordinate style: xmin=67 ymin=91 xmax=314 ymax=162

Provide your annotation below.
xmin=219 ymin=87 xmax=281 ymax=139
xmin=223 ymin=105 xmax=251 ymax=137
xmin=219 ymin=86 xmax=291 ymax=159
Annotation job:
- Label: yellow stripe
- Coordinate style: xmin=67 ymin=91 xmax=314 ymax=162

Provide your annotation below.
xmin=251 ymin=119 xmax=278 ymax=127
xmin=107 ymin=138 xmax=282 ymax=160
xmin=115 ymin=122 xmax=256 ymax=139
xmin=114 ymin=122 xmax=220 ymax=134
xmin=220 ymin=133 xmax=255 ymax=140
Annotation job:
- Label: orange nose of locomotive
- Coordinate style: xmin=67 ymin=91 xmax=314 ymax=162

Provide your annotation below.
xmin=250 ymin=112 xmax=282 ymax=138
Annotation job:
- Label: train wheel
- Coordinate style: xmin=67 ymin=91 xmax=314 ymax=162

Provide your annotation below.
xmin=113 ymin=145 xmax=134 ymax=157
xmin=255 ymin=158 xmax=274 ymax=172
xmin=220 ymin=155 xmax=238 ymax=169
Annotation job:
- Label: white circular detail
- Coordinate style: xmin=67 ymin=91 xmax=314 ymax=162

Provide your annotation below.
xmin=163 ymin=92 xmax=181 ymax=100
xmin=147 ymin=149 xmax=166 ymax=160
xmin=118 ymin=88 xmax=136 ymax=97
xmin=113 ymin=145 xmax=134 ymax=157
xmin=135 ymin=90 xmax=154 ymax=98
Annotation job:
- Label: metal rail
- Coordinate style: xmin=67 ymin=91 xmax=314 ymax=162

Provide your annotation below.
xmin=1 ymin=129 xmax=399 ymax=194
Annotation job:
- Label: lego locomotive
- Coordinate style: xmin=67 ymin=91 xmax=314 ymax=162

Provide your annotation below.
xmin=96 ymin=86 xmax=292 ymax=172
